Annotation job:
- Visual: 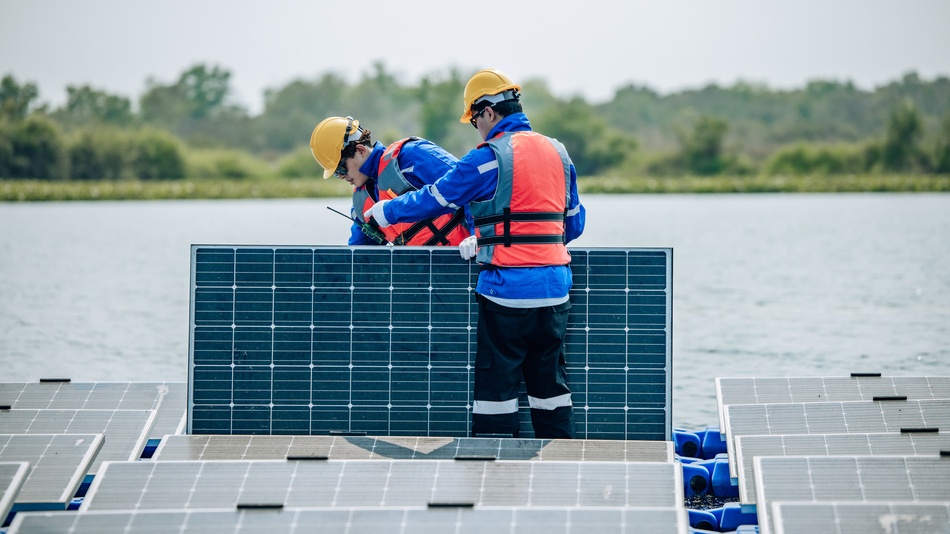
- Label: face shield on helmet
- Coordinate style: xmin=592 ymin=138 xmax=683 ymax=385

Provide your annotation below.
xmin=460 ymin=69 xmax=522 ymax=123
xmin=310 ymin=116 xmax=362 ymax=179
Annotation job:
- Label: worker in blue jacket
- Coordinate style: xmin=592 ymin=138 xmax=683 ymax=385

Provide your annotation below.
xmin=364 ymin=69 xmax=586 ymax=438
xmin=310 ymin=116 xmax=469 ymax=246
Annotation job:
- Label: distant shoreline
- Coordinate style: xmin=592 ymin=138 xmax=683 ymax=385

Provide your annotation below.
xmin=2 ymin=174 xmax=949 ymax=201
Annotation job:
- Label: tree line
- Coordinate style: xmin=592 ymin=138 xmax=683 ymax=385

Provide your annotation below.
xmin=1 ymin=63 xmax=949 ymax=182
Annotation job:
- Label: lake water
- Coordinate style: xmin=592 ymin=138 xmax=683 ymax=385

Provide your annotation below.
xmin=2 ymin=193 xmax=948 ymax=429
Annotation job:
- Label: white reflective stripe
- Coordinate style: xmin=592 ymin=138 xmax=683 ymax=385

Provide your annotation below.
xmin=527 ymin=393 xmax=573 ymax=411
xmin=566 ymin=205 xmax=581 ymax=217
xmin=431 ymin=184 xmax=460 ymax=210
xmin=402 ymin=166 xmax=414 ymax=174
xmin=473 ymin=398 xmax=519 ymax=415
xmin=477 ymin=160 xmax=498 ymax=174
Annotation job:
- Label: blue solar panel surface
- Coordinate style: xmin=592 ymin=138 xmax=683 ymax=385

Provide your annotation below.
xmin=188 ymin=246 xmax=671 ymax=440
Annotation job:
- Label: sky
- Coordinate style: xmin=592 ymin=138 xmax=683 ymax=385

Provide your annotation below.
xmin=2 ymin=0 xmax=949 ymax=116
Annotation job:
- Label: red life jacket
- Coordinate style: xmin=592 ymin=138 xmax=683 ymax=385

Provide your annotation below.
xmin=470 ymin=131 xmax=571 ymax=267
xmin=374 ymin=138 xmax=470 ymax=246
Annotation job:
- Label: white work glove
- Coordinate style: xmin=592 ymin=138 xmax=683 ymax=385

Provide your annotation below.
xmin=458 ymin=235 xmax=478 ymax=260
xmin=363 ymin=200 xmax=391 ymax=228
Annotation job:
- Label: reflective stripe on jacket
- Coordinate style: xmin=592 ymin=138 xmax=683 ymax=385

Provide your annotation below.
xmin=470 ymin=131 xmax=571 ymax=267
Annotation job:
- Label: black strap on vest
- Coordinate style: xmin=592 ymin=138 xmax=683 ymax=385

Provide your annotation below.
xmin=396 ymin=208 xmax=467 ymax=246
xmin=473 ymin=209 xmax=567 ymax=248
xmin=477 ymin=234 xmax=565 ymax=246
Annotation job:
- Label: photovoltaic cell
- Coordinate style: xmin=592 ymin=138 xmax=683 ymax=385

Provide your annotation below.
xmin=0 ymin=409 xmax=156 ymax=474
xmin=771 ymin=501 xmax=950 ymax=534
xmin=188 ymin=246 xmax=672 ymax=440
xmin=753 ymin=455 xmax=950 ymax=534
xmin=733 ymin=432 xmax=950 ymax=506
xmin=83 ymin=459 xmax=682 ymax=511
xmin=722 ymin=399 xmax=950 ymax=477
xmin=0 ymin=381 xmax=187 ymax=440
xmin=152 ymin=435 xmax=673 ymax=462
xmin=0 ymin=434 xmax=103 ymax=509
xmin=9 ymin=506 xmax=689 ymax=534
xmin=715 ymin=376 xmax=950 ymax=431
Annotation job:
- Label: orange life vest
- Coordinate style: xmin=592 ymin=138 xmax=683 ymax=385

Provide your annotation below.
xmin=470 ymin=131 xmax=571 ymax=267
xmin=372 ymin=138 xmax=469 ymax=246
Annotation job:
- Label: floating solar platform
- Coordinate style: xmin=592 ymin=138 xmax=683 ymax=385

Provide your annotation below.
xmin=0 ymin=409 xmax=155 ymax=474
xmin=9 ymin=506 xmax=689 ymax=534
xmin=715 ymin=375 xmax=950 ymax=431
xmin=754 ymin=455 xmax=950 ymax=534
xmin=770 ymin=501 xmax=950 ymax=534
xmin=0 ymin=434 xmax=103 ymax=511
xmin=0 ymin=462 xmax=29 ymax=525
xmin=83 ymin=459 xmax=682 ymax=511
xmin=188 ymin=246 xmax=672 ymax=440
xmin=153 ymin=435 xmax=673 ymax=462
xmin=722 ymin=398 xmax=950 ymax=477
xmin=0 ymin=381 xmax=187 ymax=441
xmin=734 ymin=432 xmax=950 ymax=507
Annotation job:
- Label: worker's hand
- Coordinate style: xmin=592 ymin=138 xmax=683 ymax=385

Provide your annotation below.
xmin=458 ymin=235 xmax=478 ymax=260
xmin=364 ymin=200 xmax=391 ymax=228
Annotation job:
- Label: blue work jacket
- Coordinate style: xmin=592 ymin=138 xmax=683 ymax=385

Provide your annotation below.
xmin=382 ymin=113 xmax=586 ymax=303
xmin=348 ymin=139 xmax=459 ymax=245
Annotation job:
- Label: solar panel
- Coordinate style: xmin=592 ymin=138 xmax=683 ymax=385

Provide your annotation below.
xmin=771 ymin=501 xmax=950 ymax=534
xmin=83 ymin=459 xmax=682 ymax=511
xmin=715 ymin=376 xmax=950 ymax=431
xmin=0 ymin=462 xmax=29 ymax=524
xmin=754 ymin=455 xmax=950 ymax=534
xmin=0 ymin=409 xmax=156 ymax=474
xmin=188 ymin=246 xmax=672 ymax=440
xmin=0 ymin=381 xmax=187 ymax=440
xmin=0 ymin=434 xmax=103 ymax=509
xmin=734 ymin=432 xmax=950 ymax=506
xmin=9 ymin=506 xmax=689 ymax=534
xmin=152 ymin=435 xmax=673 ymax=462
xmin=722 ymin=399 xmax=950 ymax=477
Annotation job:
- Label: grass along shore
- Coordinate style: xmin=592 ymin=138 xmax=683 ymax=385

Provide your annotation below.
xmin=2 ymin=174 xmax=949 ymax=201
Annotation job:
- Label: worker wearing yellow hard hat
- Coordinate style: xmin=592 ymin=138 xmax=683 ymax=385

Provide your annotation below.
xmin=363 ymin=68 xmax=587 ymax=438
xmin=310 ymin=116 xmax=470 ymax=246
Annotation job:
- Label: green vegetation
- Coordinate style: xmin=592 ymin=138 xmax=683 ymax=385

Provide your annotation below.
xmin=2 ymin=64 xmax=949 ymax=200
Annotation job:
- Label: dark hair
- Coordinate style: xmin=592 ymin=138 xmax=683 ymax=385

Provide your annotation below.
xmin=495 ymin=99 xmax=522 ymax=117
xmin=341 ymin=128 xmax=373 ymax=159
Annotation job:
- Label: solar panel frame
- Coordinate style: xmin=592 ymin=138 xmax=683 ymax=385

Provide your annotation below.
xmin=722 ymin=399 xmax=950 ymax=478
xmin=0 ymin=433 xmax=103 ymax=508
xmin=0 ymin=409 xmax=156 ymax=474
xmin=770 ymin=501 xmax=950 ymax=534
xmin=8 ymin=506 xmax=690 ymax=534
xmin=714 ymin=376 xmax=950 ymax=432
xmin=82 ymin=459 xmax=684 ymax=511
xmin=0 ymin=381 xmax=186 ymax=440
xmin=0 ymin=462 xmax=29 ymax=524
xmin=187 ymin=246 xmax=673 ymax=440
xmin=152 ymin=434 xmax=674 ymax=462
xmin=733 ymin=432 xmax=950 ymax=507
xmin=753 ymin=455 xmax=950 ymax=534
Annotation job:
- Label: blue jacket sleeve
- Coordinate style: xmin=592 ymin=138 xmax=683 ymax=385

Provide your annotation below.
xmin=564 ymin=164 xmax=585 ymax=244
xmin=382 ymin=148 xmax=498 ymax=225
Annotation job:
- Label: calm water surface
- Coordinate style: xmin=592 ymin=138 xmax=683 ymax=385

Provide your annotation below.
xmin=2 ymin=194 xmax=948 ymax=427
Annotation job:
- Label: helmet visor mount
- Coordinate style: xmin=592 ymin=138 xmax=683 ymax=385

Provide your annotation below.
xmin=335 ymin=116 xmax=362 ymax=178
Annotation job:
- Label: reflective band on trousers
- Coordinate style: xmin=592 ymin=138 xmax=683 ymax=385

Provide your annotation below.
xmin=472 ymin=398 xmax=518 ymax=415
xmin=528 ymin=393 xmax=573 ymax=411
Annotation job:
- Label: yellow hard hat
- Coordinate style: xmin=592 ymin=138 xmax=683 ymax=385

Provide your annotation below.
xmin=310 ymin=116 xmax=361 ymax=179
xmin=459 ymin=69 xmax=522 ymax=123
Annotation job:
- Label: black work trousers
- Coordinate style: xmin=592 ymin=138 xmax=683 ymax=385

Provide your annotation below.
xmin=471 ymin=296 xmax=576 ymax=439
